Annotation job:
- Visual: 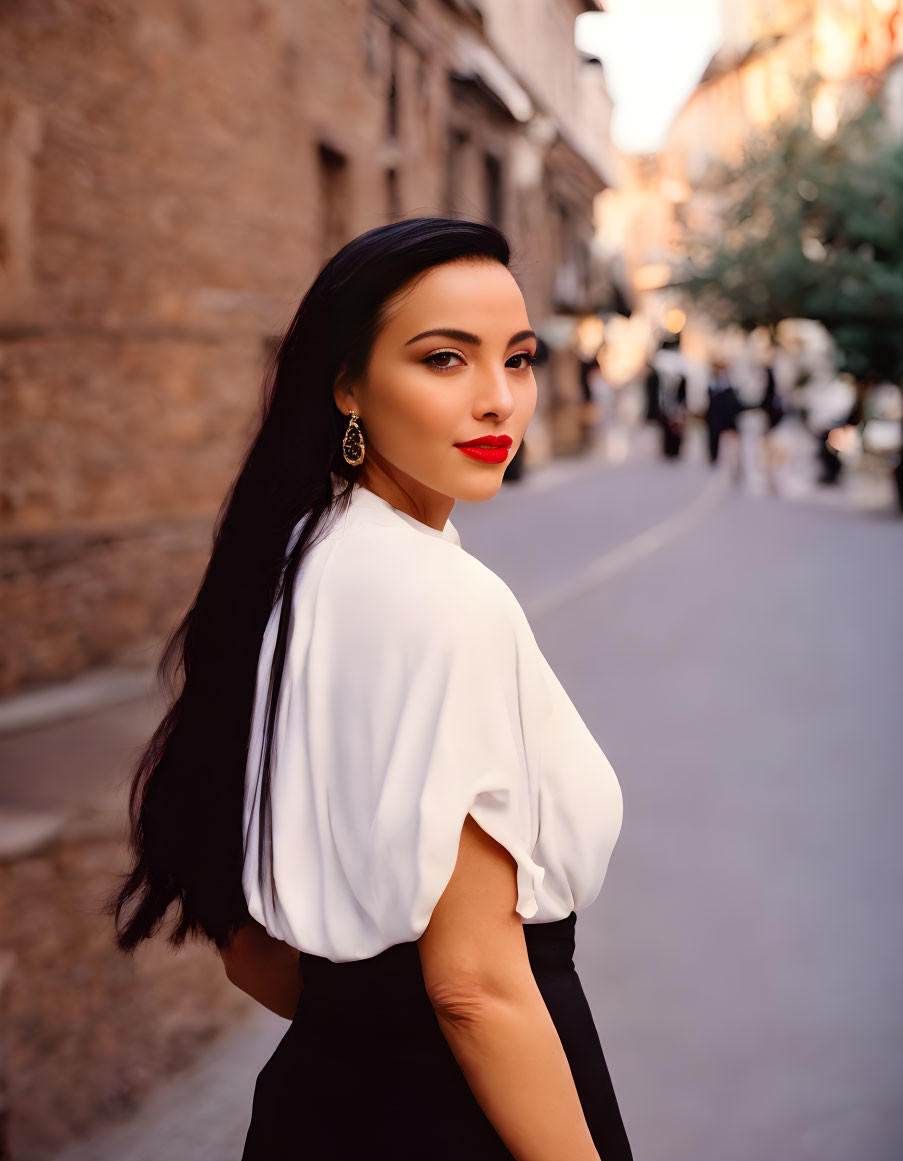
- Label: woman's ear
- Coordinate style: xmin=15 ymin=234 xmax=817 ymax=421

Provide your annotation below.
xmin=333 ymin=365 xmax=355 ymax=415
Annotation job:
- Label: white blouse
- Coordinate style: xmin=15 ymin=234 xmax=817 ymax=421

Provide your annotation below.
xmin=242 ymin=480 xmax=623 ymax=962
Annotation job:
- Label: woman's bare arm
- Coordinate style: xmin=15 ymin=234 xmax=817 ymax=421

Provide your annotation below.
xmin=218 ymin=917 xmax=303 ymax=1020
xmin=418 ymin=815 xmax=600 ymax=1161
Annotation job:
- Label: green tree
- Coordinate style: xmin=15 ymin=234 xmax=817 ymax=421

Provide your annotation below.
xmin=674 ymin=96 xmax=903 ymax=383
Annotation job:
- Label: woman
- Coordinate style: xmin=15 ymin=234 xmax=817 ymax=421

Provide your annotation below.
xmin=110 ymin=217 xmax=632 ymax=1160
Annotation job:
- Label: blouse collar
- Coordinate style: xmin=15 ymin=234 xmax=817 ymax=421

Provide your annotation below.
xmin=347 ymin=481 xmax=461 ymax=546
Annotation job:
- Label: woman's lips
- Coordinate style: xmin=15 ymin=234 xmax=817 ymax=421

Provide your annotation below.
xmin=455 ymin=445 xmax=509 ymax=463
xmin=454 ymin=434 xmax=512 ymax=464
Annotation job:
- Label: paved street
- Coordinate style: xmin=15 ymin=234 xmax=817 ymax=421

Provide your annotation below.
xmin=463 ymin=420 xmax=903 ymax=1161
xmin=511 ymin=433 xmax=901 ymax=1161
xmin=7 ymin=419 xmax=901 ymax=1161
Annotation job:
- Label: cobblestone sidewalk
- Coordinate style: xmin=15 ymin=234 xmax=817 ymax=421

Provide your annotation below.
xmin=53 ymin=1011 xmax=286 ymax=1161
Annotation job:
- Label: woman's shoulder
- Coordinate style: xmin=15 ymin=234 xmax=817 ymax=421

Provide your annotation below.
xmin=317 ymin=518 xmax=526 ymax=647
xmin=327 ymin=501 xmax=514 ymax=599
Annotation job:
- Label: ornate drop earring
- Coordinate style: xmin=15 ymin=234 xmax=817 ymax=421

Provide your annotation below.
xmin=342 ymin=410 xmax=366 ymax=466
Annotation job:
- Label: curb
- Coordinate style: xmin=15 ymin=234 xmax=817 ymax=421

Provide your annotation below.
xmin=0 ymin=667 xmax=155 ymax=738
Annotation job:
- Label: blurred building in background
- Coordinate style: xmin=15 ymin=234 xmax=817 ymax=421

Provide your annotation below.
xmin=591 ymin=0 xmax=902 ymax=402
xmin=0 ymin=0 xmax=612 ymax=697
xmin=667 ymin=0 xmax=902 ymax=184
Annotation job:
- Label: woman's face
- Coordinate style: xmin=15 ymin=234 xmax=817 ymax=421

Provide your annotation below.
xmin=334 ymin=257 xmax=538 ymax=521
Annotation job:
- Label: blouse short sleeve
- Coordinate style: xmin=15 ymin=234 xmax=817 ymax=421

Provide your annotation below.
xmin=242 ymin=529 xmax=551 ymax=963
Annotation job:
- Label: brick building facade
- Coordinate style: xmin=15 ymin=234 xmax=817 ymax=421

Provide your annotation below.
xmin=0 ymin=6 xmax=614 ymax=1154
xmin=0 ymin=0 xmax=609 ymax=695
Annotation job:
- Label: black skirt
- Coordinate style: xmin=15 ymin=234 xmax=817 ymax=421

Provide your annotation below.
xmin=241 ymin=913 xmax=632 ymax=1159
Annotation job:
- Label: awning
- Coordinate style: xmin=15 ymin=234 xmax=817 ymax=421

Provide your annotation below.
xmin=452 ymin=38 xmax=534 ymax=123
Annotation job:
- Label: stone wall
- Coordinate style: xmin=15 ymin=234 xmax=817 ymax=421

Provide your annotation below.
xmin=0 ymin=0 xmax=607 ymax=694
xmin=0 ymin=812 xmax=255 ymax=1161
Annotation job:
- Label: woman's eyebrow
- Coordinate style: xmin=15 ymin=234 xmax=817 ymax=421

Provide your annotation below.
xmin=404 ymin=327 xmax=537 ymax=347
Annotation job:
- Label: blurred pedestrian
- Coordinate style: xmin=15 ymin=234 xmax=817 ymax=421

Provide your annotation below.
xmin=759 ymin=361 xmax=785 ymax=431
xmin=643 ymin=355 xmax=662 ymax=423
xmin=589 ymin=361 xmax=618 ymax=459
xmin=578 ymin=355 xmax=600 ymax=451
xmin=705 ymin=356 xmax=743 ymax=480
xmin=579 ymin=352 xmax=614 ymax=453
xmin=649 ymin=337 xmax=687 ymax=460
xmin=107 ymin=218 xmax=632 ymax=1161
xmin=805 ymin=372 xmax=858 ymax=486
xmin=756 ymin=351 xmax=786 ymax=494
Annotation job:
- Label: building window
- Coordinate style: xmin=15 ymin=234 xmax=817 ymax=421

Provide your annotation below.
xmin=484 ymin=152 xmax=503 ymax=228
xmin=417 ymin=52 xmax=430 ymax=110
xmin=386 ymin=167 xmax=401 ymax=220
xmin=387 ymin=27 xmax=400 ymax=139
xmin=445 ymin=128 xmax=467 ymax=214
xmin=318 ymin=142 xmax=349 ymax=262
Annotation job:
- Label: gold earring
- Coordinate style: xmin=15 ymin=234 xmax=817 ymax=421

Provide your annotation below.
xmin=342 ymin=410 xmax=365 ymax=466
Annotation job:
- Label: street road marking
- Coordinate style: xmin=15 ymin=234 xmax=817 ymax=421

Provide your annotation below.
xmin=524 ymin=469 xmax=729 ymax=620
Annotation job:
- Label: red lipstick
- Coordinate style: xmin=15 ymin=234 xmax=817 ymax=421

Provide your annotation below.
xmin=454 ymin=434 xmax=513 ymax=464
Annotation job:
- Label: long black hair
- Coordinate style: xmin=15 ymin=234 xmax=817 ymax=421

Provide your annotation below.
xmin=109 ymin=217 xmax=512 ymax=951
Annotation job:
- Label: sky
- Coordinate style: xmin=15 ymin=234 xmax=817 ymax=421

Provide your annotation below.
xmin=575 ymin=0 xmax=725 ymax=154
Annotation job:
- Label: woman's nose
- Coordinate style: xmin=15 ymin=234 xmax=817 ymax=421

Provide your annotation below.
xmin=475 ymin=365 xmax=516 ymax=419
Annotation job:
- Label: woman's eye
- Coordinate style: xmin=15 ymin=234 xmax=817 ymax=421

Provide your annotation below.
xmin=423 ymin=350 xmax=538 ymax=372
xmin=423 ymin=350 xmax=464 ymax=370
